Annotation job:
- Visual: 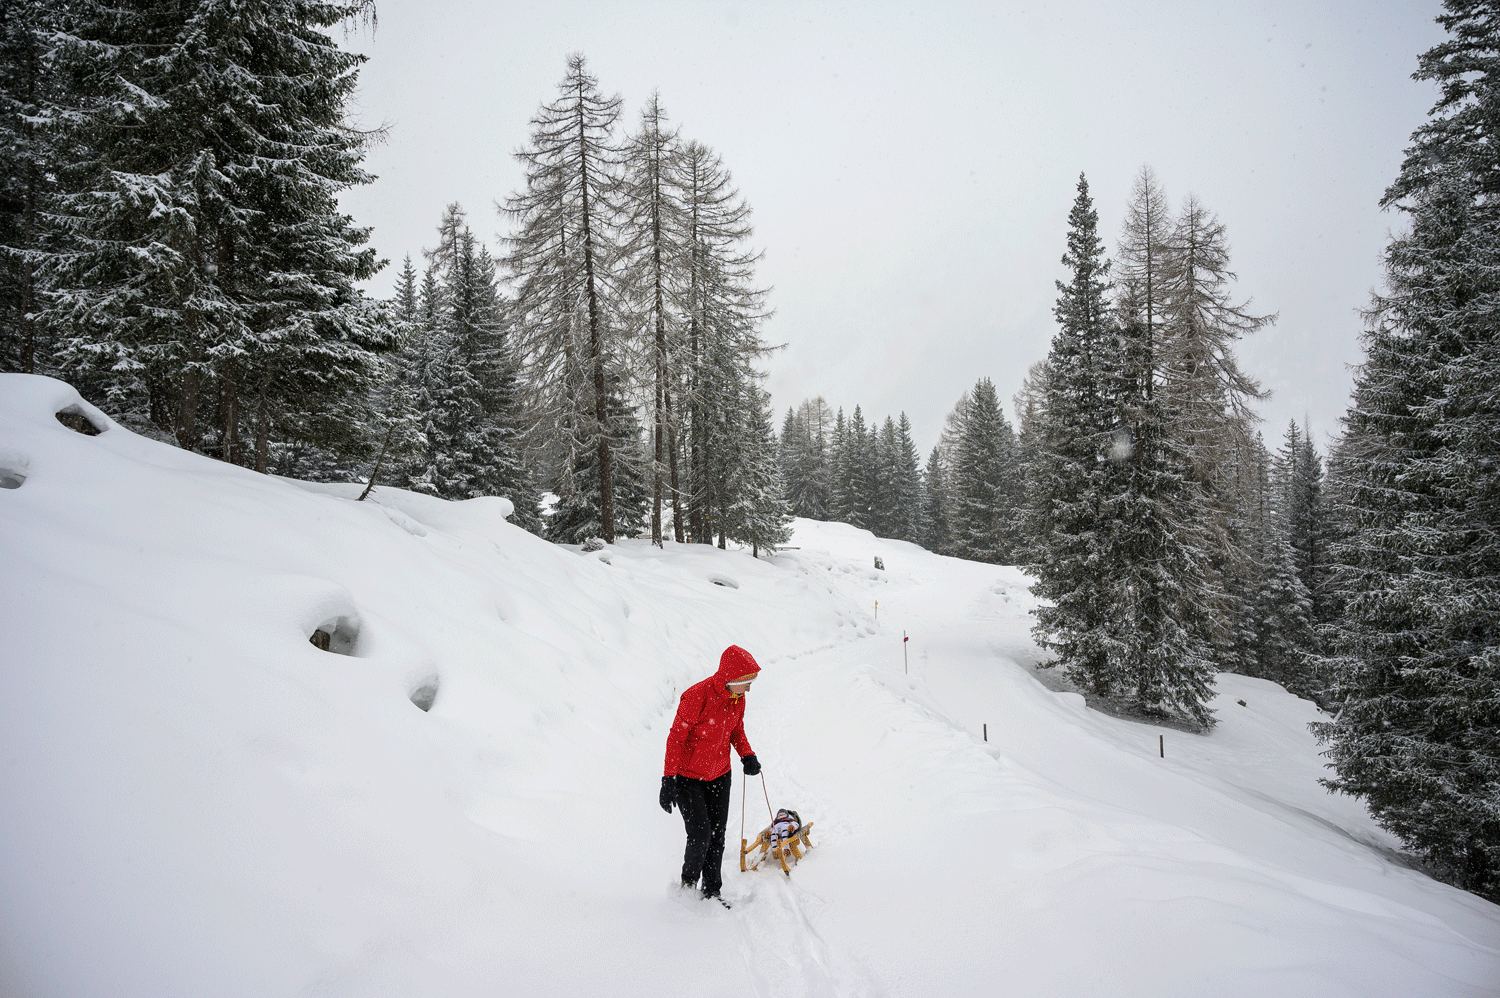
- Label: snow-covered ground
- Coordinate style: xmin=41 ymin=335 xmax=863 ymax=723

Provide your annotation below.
xmin=2 ymin=372 xmax=1498 ymax=998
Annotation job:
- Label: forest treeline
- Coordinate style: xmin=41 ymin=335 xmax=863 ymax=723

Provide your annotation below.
xmin=2 ymin=1 xmax=1496 ymax=902
xmin=776 ymin=0 xmax=1500 ymax=901
xmin=0 ymin=4 xmax=791 ymax=553
xmin=776 ymin=168 xmax=1328 ymax=730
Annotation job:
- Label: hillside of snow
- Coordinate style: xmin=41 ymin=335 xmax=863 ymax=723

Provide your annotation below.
xmin=2 ymin=372 xmax=1497 ymax=998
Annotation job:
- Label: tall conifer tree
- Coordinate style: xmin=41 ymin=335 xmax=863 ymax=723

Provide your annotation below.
xmin=46 ymin=0 xmax=389 ymax=469
xmin=1029 ymin=175 xmax=1123 ymax=688
xmin=505 ymin=54 xmax=625 ymax=541
xmin=1314 ymin=0 xmax=1500 ymax=901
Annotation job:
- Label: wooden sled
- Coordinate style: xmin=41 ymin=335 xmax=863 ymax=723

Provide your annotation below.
xmin=740 ymin=821 xmax=815 ymax=875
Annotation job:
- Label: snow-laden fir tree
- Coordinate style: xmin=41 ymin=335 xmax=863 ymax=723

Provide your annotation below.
xmin=724 ymin=383 xmax=793 ymax=556
xmin=950 ymin=377 xmax=1021 ymax=564
xmin=831 ymin=405 xmax=870 ymax=531
xmin=1011 ymin=360 xmax=1050 ymax=557
xmin=1313 ymin=0 xmax=1500 ymax=902
xmin=1030 ymin=174 xmax=1218 ymax=726
xmin=890 ymin=412 xmax=923 ymax=542
xmin=431 ymin=230 xmax=540 ymax=526
xmin=1104 ymin=280 xmax=1219 ymax=725
xmin=1243 ymin=425 xmax=1317 ymax=693
xmin=1028 ymin=174 xmax=1126 ymax=692
xmin=393 ymin=256 xmax=420 ymax=329
xmin=0 ymin=0 xmax=59 ymax=375
xmin=827 ymin=408 xmax=851 ymax=522
xmin=920 ymin=445 xmax=951 ymax=554
xmin=504 ymin=54 xmax=626 ymax=541
xmin=1280 ymin=420 xmax=1333 ymax=632
xmin=671 ymin=139 xmax=770 ymax=544
xmin=778 ymin=396 xmax=834 ymax=520
xmin=46 ymin=0 xmax=389 ymax=469
xmin=360 ymin=253 xmax=426 ymax=500
xmin=928 ymin=391 xmax=971 ymax=552
xmin=854 ymin=409 xmax=884 ymax=534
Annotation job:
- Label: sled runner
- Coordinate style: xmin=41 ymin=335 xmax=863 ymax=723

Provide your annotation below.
xmin=740 ymin=808 xmax=814 ymax=875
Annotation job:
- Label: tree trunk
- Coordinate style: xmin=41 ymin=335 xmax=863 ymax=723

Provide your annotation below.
xmin=576 ymin=87 xmax=614 ymax=543
xmin=222 ymin=360 xmax=240 ymax=464
xmin=359 ymin=424 xmax=394 ymax=500
xmin=650 ymin=133 xmax=666 ymax=547
xmin=146 ymin=373 xmax=174 ymax=434
xmin=653 ymin=378 xmax=664 ymax=546
xmin=667 ymin=385 xmax=684 ymax=543
xmin=175 ymin=360 xmax=201 ymax=450
xmin=253 ymin=368 xmax=273 ymax=473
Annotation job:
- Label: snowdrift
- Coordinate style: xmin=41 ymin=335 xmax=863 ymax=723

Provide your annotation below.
xmin=1 ymin=373 xmax=1497 ymax=997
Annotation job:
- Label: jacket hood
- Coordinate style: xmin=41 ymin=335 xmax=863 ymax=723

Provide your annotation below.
xmin=715 ymin=645 xmax=761 ymax=684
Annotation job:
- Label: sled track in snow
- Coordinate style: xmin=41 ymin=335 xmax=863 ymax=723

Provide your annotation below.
xmin=733 ymin=873 xmax=885 ymax=998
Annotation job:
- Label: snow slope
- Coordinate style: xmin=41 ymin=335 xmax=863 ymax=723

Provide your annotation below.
xmin=2 ymin=373 xmax=1497 ymax=997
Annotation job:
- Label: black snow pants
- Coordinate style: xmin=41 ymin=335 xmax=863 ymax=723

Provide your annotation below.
xmin=676 ymin=771 xmax=732 ymax=893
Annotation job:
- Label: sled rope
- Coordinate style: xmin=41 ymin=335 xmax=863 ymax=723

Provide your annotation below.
xmin=760 ymin=772 xmax=775 ymax=824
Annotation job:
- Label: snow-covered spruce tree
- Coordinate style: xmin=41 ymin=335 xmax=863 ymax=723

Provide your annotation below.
xmin=725 ymin=383 xmax=793 ymax=556
xmin=1313 ymin=2 xmax=1500 ymax=901
xmin=1281 ymin=420 xmax=1334 ymax=634
xmin=430 ymin=230 xmax=541 ymax=526
xmin=1028 ymin=174 xmax=1126 ymax=692
xmin=1030 ymin=175 xmax=1218 ymax=724
xmin=926 ymin=391 xmax=968 ymax=551
xmin=778 ymin=396 xmax=833 ymax=520
xmin=832 ymin=405 xmax=871 ymax=530
xmin=951 ymin=377 xmax=1021 ymax=563
xmin=870 ymin=416 xmax=898 ymax=537
xmin=619 ymin=93 xmax=687 ymax=545
xmin=1012 ymin=360 xmax=1050 ymax=557
xmin=1243 ymin=422 xmax=1317 ymax=692
xmin=0 ymin=0 xmax=61 ymax=375
xmin=46 ymin=0 xmax=389 ymax=468
xmin=504 ymin=54 xmax=626 ymax=542
xmin=672 ymin=139 xmax=770 ymax=545
xmin=866 ymin=413 xmax=921 ymax=541
xmin=826 ymin=408 xmax=851 ymax=523
xmin=397 ymin=262 xmax=446 ymax=495
xmin=393 ymin=255 xmax=420 ymax=328
xmin=855 ymin=410 xmax=885 ymax=534
xmin=779 ymin=407 xmax=798 ymax=497
xmin=1106 ymin=279 xmax=1219 ymax=725
xmin=892 ymin=412 xmax=923 ymax=542
xmin=397 ymin=210 xmax=460 ymax=496
xmin=358 ymin=253 xmax=424 ymax=499
xmin=920 ymin=445 xmax=952 ymax=554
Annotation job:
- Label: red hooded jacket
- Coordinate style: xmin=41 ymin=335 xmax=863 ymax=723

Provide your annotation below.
xmin=663 ymin=646 xmax=760 ymax=781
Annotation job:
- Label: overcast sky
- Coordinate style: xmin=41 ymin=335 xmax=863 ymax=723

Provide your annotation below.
xmin=338 ymin=1 xmax=1447 ymax=456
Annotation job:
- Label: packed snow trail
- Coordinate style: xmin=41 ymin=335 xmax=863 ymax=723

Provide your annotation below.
xmin=2 ymin=374 xmax=1498 ymax=997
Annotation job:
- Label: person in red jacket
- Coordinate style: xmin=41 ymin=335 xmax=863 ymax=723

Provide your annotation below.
xmin=660 ymin=644 xmax=763 ymax=902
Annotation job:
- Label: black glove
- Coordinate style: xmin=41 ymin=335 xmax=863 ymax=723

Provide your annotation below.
xmin=741 ymin=754 xmax=761 ymax=776
xmin=659 ymin=776 xmax=677 ymax=813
